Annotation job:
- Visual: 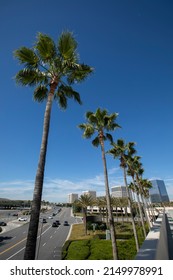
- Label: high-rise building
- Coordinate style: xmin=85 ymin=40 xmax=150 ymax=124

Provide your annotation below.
xmin=111 ymin=186 xmax=129 ymax=198
xmin=82 ymin=190 xmax=96 ymax=199
xmin=67 ymin=193 xmax=78 ymax=203
xmin=149 ymin=180 xmax=169 ymax=203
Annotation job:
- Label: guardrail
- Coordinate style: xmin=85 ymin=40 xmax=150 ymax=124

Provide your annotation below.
xmin=135 ymin=211 xmax=173 ymax=260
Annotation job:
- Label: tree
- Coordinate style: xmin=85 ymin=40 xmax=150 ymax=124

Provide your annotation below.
xmin=108 ymin=139 xmax=140 ymax=252
xmin=14 ymin=31 xmax=93 ymax=259
xmin=75 ymin=194 xmax=95 ymax=235
xmin=78 ymin=108 xmax=120 ymax=260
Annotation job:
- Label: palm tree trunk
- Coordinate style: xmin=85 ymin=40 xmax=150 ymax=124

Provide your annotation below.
xmin=83 ymin=208 xmax=87 ymax=235
xmin=123 ymin=167 xmax=139 ymax=252
xmin=100 ymin=137 xmax=118 ymax=260
xmin=24 ymin=88 xmax=55 ymax=260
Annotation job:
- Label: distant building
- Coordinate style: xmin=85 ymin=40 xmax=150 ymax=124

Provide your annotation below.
xmin=149 ymin=180 xmax=169 ymax=203
xmin=82 ymin=190 xmax=97 ymax=199
xmin=67 ymin=193 xmax=78 ymax=203
xmin=111 ymin=186 xmax=129 ymax=198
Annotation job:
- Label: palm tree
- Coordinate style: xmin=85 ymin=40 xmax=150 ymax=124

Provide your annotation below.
xmin=78 ymin=108 xmax=120 ymax=260
xmin=75 ymin=194 xmax=95 ymax=235
xmin=14 ymin=31 xmax=93 ymax=260
xmin=128 ymin=156 xmax=151 ymax=228
xmin=108 ymin=139 xmax=140 ymax=252
xmin=95 ymin=196 xmax=107 ymax=222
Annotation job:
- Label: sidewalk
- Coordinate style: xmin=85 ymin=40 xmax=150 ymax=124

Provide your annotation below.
xmin=0 ymin=219 xmax=29 ymax=235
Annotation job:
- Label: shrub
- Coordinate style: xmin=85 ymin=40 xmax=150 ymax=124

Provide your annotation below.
xmin=88 ymin=240 xmax=113 ymax=260
xmin=117 ymin=239 xmax=137 ymax=260
xmin=64 ymin=240 xmax=90 ymax=260
xmin=61 ymin=240 xmax=71 ymax=259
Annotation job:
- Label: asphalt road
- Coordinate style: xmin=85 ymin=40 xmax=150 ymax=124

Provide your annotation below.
xmin=0 ymin=207 xmax=81 ymax=260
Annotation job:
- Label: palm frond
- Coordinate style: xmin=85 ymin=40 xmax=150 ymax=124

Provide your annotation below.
xmin=13 ymin=47 xmax=39 ymax=68
xmin=58 ymin=31 xmax=77 ymax=60
xmin=55 ymin=84 xmax=82 ymax=108
xmin=78 ymin=123 xmax=95 ymax=139
xmin=55 ymin=88 xmax=67 ymax=109
xmin=15 ymin=69 xmax=49 ymax=86
xmin=105 ymin=133 xmax=113 ymax=143
xmin=33 ymin=85 xmax=48 ymax=102
xmin=67 ymin=63 xmax=93 ymax=84
xmin=59 ymin=84 xmax=82 ymax=104
xmin=35 ymin=33 xmax=56 ymax=63
xmin=92 ymin=136 xmax=100 ymax=147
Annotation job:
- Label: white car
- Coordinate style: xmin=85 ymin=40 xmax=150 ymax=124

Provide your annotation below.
xmin=18 ymin=217 xmax=27 ymax=221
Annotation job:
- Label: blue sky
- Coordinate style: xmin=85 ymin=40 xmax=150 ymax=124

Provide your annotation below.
xmin=0 ymin=0 xmax=173 ymax=202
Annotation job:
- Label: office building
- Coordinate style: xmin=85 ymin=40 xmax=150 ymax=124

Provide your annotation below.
xmin=149 ymin=179 xmax=169 ymax=203
xmin=111 ymin=186 xmax=129 ymax=198
xmin=82 ymin=190 xmax=96 ymax=199
xmin=67 ymin=193 xmax=78 ymax=203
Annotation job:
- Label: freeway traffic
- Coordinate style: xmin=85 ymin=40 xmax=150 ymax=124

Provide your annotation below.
xmin=0 ymin=207 xmax=81 ymax=260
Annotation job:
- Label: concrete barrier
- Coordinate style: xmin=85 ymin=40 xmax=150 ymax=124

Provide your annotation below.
xmin=135 ymin=211 xmax=173 ymax=260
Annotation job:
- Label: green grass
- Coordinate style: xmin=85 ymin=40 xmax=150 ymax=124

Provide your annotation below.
xmin=62 ymin=222 xmax=148 ymax=260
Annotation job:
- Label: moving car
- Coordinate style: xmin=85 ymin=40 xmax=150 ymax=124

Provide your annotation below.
xmin=52 ymin=222 xmax=58 ymax=227
xmin=18 ymin=217 xmax=27 ymax=221
xmin=0 ymin=221 xmax=7 ymax=226
xmin=55 ymin=220 xmax=60 ymax=225
xmin=63 ymin=221 xmax=69 ymax=226
xmin=42 ymin=218 xmax=47 ymax=223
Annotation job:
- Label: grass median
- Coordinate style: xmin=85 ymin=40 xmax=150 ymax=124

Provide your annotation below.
xmin=62 ymin=222 xmax=146 ymax=260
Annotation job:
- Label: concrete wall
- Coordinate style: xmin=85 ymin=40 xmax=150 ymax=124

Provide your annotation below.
xmin=135 ymin=212 xmax=173 ymax=260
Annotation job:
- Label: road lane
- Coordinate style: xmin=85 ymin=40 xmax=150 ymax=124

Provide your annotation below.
xmin=0 ymin=207 xmax=79 ymax=260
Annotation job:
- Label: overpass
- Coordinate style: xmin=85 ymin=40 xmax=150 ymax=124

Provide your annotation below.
xmin=135 ymin=208 xmax=173 ymax=260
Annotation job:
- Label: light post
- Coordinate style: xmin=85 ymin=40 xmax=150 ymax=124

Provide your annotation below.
xmin=35 ymin=218 xmax=44 ymax=260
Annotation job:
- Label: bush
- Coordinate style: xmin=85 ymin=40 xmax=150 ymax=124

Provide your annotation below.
xmin=117 ymin=239 xmax=137 ymax=260
xmin=88 ymin=240 xmax=113 ymax=260
xmin=64 ymin=240 xmax=90 ymax=260
xmin=61 ymin=240 xmax=72 ymax=259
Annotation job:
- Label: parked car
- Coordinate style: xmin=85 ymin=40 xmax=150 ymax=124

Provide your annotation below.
xmin=52 ymin=222 xmax=58 ymax=227
xmin=18 ymin=217 xmax=27 ymax=221
xmin=63 ymin=221 xmax=69 ymax=226
xmin=0 ymin=221 xmax=7 ymax=226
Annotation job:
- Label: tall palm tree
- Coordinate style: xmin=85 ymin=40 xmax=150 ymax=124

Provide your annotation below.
xmin=78 ymin=108 xmax=120 ymax=260
xmin=128 ymin=156 xmax=151 ymax=228
xmin=14 ymin=31 xmax=93 ymax=259
xmin=75 ymin=194 xmax=95 ymax=235
xmin=108 ymin=139 xmax=140 ymax=252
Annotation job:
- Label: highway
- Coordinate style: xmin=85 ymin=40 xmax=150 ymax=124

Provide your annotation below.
xmin=0 ymin=207 xmax=81 ymax=260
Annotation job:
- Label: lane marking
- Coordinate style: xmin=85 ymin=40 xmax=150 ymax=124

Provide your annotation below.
xmin=0 ymin=237 xmax=27 ymax=256
xmin=7 ymin=246 xmax=25 ymax=260
xmin=0 ymin=225 xmax=52 ymax=258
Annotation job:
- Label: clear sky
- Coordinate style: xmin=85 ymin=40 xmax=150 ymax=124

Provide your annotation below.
xmin=0 ymin=0 xmax=173 ymax=202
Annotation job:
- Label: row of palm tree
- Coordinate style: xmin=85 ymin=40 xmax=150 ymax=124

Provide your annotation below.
xmin=14 ymin=31 xmax=153 ymax=260
xmin=78 ymin=109 xmax=154 ymax=259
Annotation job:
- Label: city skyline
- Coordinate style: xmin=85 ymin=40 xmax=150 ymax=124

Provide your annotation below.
xmin=1 ymin=1 xmax=173 ymax=202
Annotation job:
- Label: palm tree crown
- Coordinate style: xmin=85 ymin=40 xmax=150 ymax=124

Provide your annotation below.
xmin=79 ymin=108 xmax=120 ymax=146
xmin=14 ymin=31 xmax=93 ymax=107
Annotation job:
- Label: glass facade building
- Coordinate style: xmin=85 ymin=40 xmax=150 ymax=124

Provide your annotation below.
xmin=149 ymin=180 xmax=169 ymax=203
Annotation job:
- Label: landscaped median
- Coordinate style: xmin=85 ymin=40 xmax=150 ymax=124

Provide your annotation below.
xmin=62 ymin=223 xmax=145 ymax=260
